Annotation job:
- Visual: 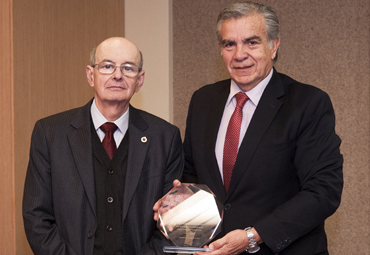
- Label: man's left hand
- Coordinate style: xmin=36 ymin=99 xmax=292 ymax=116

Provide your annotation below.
xmin=195 ymin=229 xmax=249 ymax=255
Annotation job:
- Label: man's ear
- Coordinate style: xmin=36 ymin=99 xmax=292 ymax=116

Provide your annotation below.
xmin=271 ymin=37 xmax=280 ymax=60
xmin=86 ymin=65 xmax=94 ymax=88
xmin=134 ymin=70 xmax=145 ymax=93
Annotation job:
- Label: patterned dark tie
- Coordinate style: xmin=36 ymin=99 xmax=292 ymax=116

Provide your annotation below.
xmin=100 ymin=122 xmax=118 ymax=159
xmin=223 ymin=92 xmax=249 ymax=192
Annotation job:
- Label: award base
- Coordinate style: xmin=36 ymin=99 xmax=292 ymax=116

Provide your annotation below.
xmin=163 ymin=246 xmax=211 ymax=254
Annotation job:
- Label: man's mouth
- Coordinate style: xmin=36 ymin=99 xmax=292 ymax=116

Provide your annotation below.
xmin=233 ymin=65 xmax=253 ymax=71
xmin=233 ymin=65 xmax=252 ymax=70
xmin=107 ymin=85 xmax=125 ymax=89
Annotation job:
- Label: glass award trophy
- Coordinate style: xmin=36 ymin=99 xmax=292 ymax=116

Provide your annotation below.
xmin=157 ymin=184 xmax=224 ymax=254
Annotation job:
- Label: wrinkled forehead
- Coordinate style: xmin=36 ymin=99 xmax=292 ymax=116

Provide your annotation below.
xmin=221 ymin=14 xmax=267 ymax=40
xmin=95 ymin=38 xmax=141 ymax=65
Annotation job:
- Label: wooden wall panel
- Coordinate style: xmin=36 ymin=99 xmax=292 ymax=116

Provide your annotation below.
xmin=0 ymin=0 xmax=15 ymax=254
xmin=12 ymin=0 xmax=125 ymax=253
xmin=173 ymin=0 xmax=370 ymax=254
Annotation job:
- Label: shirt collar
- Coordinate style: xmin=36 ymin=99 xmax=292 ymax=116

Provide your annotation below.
xmin=90 ymin=99 xmax=129 ymax=133
xmin=227 ymin=68 xmax=274 ymax=107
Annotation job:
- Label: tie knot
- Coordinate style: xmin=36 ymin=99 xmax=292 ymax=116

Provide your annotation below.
xmin=235 ymin=92 xmax=249 ymax=108
xmin=100 ymin=122 xmax=118 ymax=133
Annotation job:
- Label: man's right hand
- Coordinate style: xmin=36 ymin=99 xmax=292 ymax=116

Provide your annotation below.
xmin=153 ymin=179 xmax=182 ymax=221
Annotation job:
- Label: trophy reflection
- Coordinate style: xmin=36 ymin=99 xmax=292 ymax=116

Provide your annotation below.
xmin=157 ymin=184 xmax=224 ymax=254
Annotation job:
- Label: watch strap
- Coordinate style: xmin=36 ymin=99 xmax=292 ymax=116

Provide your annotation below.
xmin=245 ymin=227 xmax=260 ymax=253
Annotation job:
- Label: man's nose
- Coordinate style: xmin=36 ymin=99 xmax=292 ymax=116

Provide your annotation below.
xmin=112 ymin=67 xmax=123 ymax=80
xmin=234 ymin=45 xmax=247 ymax=61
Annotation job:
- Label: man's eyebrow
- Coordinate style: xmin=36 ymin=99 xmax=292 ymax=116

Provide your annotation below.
xmin=99 ymin=59 xmax=137 ymax=66
xmin=221 ymin=36 xmax=262 ymax=46
xmin=221 ymin=39 xmax=235 ymax=45
xmin=243 ymin=36 xmax=262 ymax=43
xmin=100 ymin=59 xmax=114 ymax=63
xmin=122 ymin=61 xmax=137 ymax=66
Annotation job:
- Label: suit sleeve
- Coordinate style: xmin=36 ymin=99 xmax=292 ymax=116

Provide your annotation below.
xmin=254 ymin=91 xmax=343 ymax=253
xmin=23 ymin=121 xmax=78 ymax=255
xmin=137 ymin=126 xmax=184 ymax=255
xmin=161 ymin=127 xmax=185 ymax=194
xmin=182 ymin=93 xmax=199 ymax=184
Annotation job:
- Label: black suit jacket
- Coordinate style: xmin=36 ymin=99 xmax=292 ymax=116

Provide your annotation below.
xmin=23 ymin=100 xmax=183 ymax=255
xmin=182 ymin=70 xmax=343 ymax=255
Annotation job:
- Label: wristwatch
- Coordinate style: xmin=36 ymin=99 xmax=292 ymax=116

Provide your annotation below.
xmin=245 ymin=227 xmax=260 ymax=253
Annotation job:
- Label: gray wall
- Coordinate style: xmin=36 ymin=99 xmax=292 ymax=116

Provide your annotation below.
xmin=173 ymin=0 xmax=370 ymax=254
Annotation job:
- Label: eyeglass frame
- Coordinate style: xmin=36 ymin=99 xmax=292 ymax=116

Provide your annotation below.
xmin=91 ymin=61 xmax=142 ymax=78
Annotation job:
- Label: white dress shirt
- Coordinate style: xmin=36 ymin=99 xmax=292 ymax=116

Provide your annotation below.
xmin=215 ymin=69 xmax=273 ymax=181
xmin=90 ymin=99 xmax=129 ymax=148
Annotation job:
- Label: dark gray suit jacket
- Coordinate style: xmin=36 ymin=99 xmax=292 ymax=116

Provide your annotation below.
xmin=23 ymin=100 xmax=183 ymax=255
xmin=183 ymin=69 xmax=343 ymax=255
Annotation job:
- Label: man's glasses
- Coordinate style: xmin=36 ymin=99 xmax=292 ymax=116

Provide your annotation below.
xmin=93 ymin=61 xmax=141 ymax=77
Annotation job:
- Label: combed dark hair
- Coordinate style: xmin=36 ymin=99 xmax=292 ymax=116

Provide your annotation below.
xmin=216 ymin=2 xmax=280 ymax=62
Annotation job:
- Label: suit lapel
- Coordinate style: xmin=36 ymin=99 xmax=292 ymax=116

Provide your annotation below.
xmin=68 ymin=100 xmax=97 ymax=219
xmin=204 ymin=80 xmax=230 ymax=202
xmin=122 ymin=106 xmax=149 ymax=221
xmin=227 ymin=70 xmax=285 ymax=197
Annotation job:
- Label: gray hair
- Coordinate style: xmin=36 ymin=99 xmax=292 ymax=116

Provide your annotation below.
xmin=216 ymin=1 xmax=280 ymax=62
xmin=89 ymin=47 xmax=144 ymax=72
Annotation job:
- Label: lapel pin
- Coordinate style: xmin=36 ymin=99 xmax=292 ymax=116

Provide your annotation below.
xmin=141 ymin=136 xmax=148 ymax=143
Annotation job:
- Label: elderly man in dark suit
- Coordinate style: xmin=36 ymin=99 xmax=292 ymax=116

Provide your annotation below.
xmin=23 ymin=37 xmax=183 ymax=255
xmin=155 ymin=2 xmax=343 ymax=255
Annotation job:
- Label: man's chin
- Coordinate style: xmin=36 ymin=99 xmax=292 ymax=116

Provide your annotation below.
xmin=232 ymin=78 xmax=258 ymax=91
xmin=100 ymin=96 xmax=129 ymax=105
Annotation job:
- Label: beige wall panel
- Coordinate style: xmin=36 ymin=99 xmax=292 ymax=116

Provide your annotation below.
xmin=125 ymin=0 xmax=173 ymax=122
xmin=0 ymin=0 xmax=15 ymax=254
xmin=13 ymin=0 xmax=125 ymax=253
xmin=173 ymin=0 xmax=370 ymax=254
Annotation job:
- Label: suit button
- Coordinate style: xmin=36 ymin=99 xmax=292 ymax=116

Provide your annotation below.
xmin=87 ymin=232 xmax=93 ymax=238
xmin=106 ymin=225 xmax=113 ymax=232
xmin=108 ymin=169 xmax=114 ymax=175
xmin=224 ymin=203 xmax=231 ymax=210
xmin=107 ymin=197 xmax=113 ymax=203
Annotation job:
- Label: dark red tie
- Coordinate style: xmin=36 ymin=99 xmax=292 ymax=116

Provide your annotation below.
xmin=100 ymin=122 xmax=118 ymax=159
xmin=223 ymin=92 xmax=249 ymax=192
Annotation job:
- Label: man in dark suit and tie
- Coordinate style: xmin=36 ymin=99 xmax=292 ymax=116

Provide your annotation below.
xmin=23 ymin=37 xmax=183 ymax=254
xmin=154 ymin=2 xmax=343 ymax=255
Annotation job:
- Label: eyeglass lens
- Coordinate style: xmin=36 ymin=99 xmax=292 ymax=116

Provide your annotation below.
xmin=97 ymin=62 xmax=139 ymax=77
